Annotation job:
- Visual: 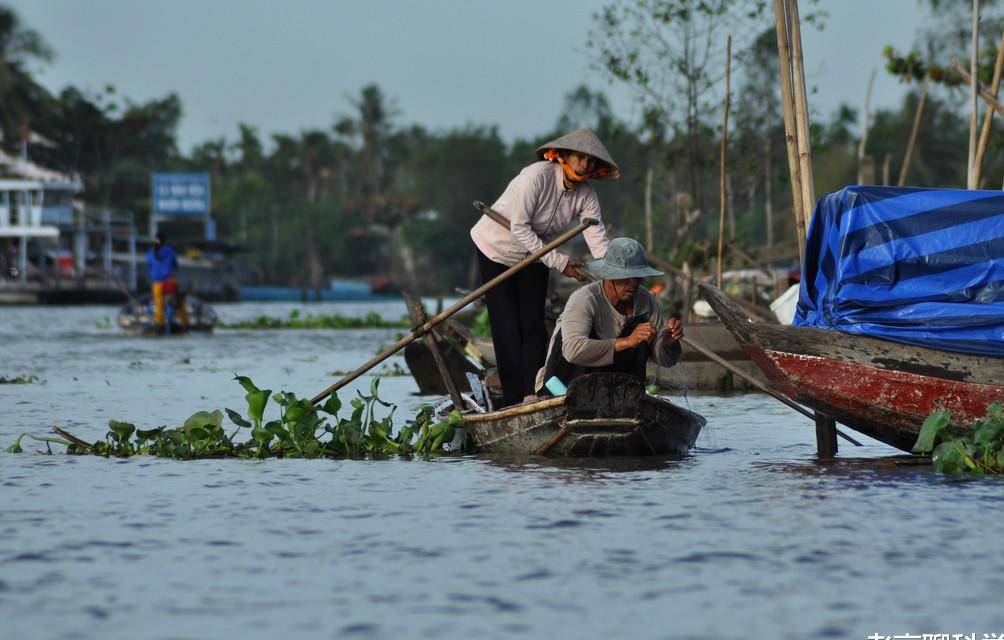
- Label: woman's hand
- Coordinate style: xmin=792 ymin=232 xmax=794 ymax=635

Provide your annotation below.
xmin=562 ymin=259 xmax=590 ymax=282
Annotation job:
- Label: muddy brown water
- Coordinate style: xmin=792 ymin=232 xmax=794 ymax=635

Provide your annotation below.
xmin=2 ymin=303 xmax=1002 ymax=639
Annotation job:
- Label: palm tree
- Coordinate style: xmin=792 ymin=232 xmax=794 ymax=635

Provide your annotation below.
xmin=0 ymin=6 xmax=56 ymax=153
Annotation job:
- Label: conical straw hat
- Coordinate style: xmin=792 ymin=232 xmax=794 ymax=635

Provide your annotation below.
xmin=536 ymin=128 xmax=621 ymax=180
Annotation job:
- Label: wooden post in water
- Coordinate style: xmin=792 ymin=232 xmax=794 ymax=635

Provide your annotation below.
xmin=776 ymin=0 xmax=835 ymax=456
xmin=403 ymin=293 xmax=465 ymax=412
xmin=815 ymin=414 xmax=838 ymax=458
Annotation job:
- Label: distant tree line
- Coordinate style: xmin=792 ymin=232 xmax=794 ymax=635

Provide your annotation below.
xmin=1 ymin=3 xmax=1002 ymax=293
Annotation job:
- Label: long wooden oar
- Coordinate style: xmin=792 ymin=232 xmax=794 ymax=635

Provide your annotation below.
xmin=473 ymin=200 xmax=861 ymax=446
xmin=310 ymin=217 xmax=598 ymax=405
xmin=680 ymin=335 xmax=860 ymax=446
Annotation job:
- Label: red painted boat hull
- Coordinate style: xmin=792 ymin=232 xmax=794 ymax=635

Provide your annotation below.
xmin=700 ymin=284 xmax=1004 ymax=452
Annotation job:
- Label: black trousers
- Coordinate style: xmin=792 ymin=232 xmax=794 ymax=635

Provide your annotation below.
xmin=477 ymin=248 xmax=550 ymax=407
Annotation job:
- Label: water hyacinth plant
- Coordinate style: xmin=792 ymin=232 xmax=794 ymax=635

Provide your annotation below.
xmin=912 ymin=403 xmax=1004 ymax=475
xmin=7 ymin=375 xmax=462 ymax=460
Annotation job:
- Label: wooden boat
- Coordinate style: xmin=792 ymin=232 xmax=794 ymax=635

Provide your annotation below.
xmin=700 ymin=283 xmax=1004 ymax=452
xmin=462 ymin=372 xmax=705 ymax=457
xmin=116 ymin=293 xmax=218 ymax=336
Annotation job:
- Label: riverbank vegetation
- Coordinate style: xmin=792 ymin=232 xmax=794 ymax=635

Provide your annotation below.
xmin=3 ymin=3 xmax=1003 ymax=294
xmin=6 ymin=376 xmax=461 ymax=459
xmin=913 ymin=405 xmax=1004 ymax=475
xmin=220 ymin=310 xmax=409 ymax=330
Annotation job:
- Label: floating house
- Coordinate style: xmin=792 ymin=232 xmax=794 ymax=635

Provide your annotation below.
xmin=0 ymin=149 xmax=138 ymax=304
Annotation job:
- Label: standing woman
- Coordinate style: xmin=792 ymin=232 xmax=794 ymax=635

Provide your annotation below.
xmin=470 ymin=128 xmax=620 ymax=407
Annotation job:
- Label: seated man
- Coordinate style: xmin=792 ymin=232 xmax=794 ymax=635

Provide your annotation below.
xmin=534 ymin=237 xmax=683 ymax=395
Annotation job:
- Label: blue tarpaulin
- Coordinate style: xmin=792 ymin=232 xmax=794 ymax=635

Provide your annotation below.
xmin=793 ymin=185 xmax=1004 ymax=356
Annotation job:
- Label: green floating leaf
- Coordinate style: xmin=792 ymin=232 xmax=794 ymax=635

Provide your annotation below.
xmin=183 ymin=410 xmax=223 ymax=432
xmin=912 ymin=409 xmax=951 ymax=454
xmin=320 ymin=394 xmax=341 ymax=417
xmin=225 ymin=408 xmax=251 ymax=430
xmin=108 ymin=420 xmax=136 ymax=443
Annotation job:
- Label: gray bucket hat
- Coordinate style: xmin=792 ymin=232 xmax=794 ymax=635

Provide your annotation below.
xmin=536 ymin=128 xmax=621 ymax=180
xmin=586 ymin=238 xmax=663 ymax=280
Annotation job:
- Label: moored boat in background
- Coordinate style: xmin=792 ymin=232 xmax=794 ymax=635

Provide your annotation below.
xmin=700 ymin=283 xmax=1004 ymax=452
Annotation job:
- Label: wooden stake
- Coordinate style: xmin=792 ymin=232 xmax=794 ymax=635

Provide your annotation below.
xmin=403 ymin=293 xmax=466 ymax=412
xmin=968 ymin=0 xmax=981 ymax=189
xmin=898 ymin=73 xmax=930 ymax=186
xmin=974 ymin=30 xmax=1004 ymax=188
xmin=717 ymin=35 xmax=732 ymax=287
xmin=773 ymin=0 xmax=805 ymax=263
xmin=787 ymin=0 xmax=816 ymax=227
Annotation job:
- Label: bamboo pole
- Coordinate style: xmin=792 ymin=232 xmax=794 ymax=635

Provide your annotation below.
xmin=717 ymin=35 xmax=732 ymax=287
xmin=645 ymin=165 xmax=654 ymax=252
xmin=968 ymin=0 xmax=981 ymax=189
xmin=858 ymin=69 xmax=876 ymax=184
xmin=310 ymin=218 xmax=598 ymax=404
xmin=898 ymin=73 xmax=930 ymax=186
xmin=787 ymin=0 xmax=816 ymax=224
xmin=773 ymin=0 xmax=806 ymax=263
xmin=974 ymin=30 xmax=1004 ymax=188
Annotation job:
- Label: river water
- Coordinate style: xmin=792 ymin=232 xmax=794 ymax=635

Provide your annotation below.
xmin=2 ymin=303 xmax=1002 ymax=640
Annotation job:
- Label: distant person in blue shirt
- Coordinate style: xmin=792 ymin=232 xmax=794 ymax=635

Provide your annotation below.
xmin=146 ymin=232 xmax=188 ymax=328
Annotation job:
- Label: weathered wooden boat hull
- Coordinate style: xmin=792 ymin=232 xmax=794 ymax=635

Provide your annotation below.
xmin=700 ymin=284 xmax=1004 ymax=452
xmin=463 ymin=373 xmax=705 ymax=457
xmin=404 ymin=338 xmax=479 ymax=394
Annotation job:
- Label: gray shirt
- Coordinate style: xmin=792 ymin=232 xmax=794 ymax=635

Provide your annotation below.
xmin=470 ymin=161 xmax=609 ymax=272
xmin=534 ymin=281 xmax=682 ymax=391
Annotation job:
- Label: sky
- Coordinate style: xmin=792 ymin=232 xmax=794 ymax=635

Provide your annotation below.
xmin=12 ymin=1 xmax=929 ymax=153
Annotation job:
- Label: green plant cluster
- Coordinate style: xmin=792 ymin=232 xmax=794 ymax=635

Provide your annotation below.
xmin=221 ymin=310 xmax=409 ymax=330
xmin=912 ymin=404 xmax=1004 ymax=475
xmin=6 ymin=375 xmax=461 ymax=460
xmin=0 ymin=374 xmax=42 ymax=384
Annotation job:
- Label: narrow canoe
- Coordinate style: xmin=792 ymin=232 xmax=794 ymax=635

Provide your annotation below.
xmin=462 ymin=372 xmax=705 ymax=457
xmin=116 ymin=293 xmax=218 ymax=336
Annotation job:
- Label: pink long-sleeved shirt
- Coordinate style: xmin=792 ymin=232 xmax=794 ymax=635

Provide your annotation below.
xmin=470 ymin=161 xmax=609 ymax=272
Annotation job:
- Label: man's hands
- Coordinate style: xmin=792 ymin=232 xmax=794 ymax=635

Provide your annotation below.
xmin=665 ymin=317 xmax=683 ymax=342
xmin=615 ymin=321 xmax=655 ymax=351
xmin=562 ymin=259 xmax=590 ymax=282
xmin=614 ymin=318 xmax=684 ymax=352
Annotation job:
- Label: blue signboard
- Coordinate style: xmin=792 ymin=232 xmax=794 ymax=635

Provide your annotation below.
xmin=152 ymin=172 xmax=211 ymax=215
